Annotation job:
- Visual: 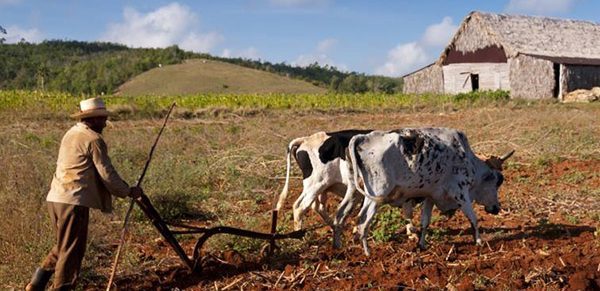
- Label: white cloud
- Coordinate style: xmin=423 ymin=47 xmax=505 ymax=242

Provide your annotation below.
xmin=375 ymin=17 xmax=458 ymax=76
xmin=316 ymin=38 xmax=337 ymax=53
xmin=268 ymin=0 xmax=330 ymax=8
xmin=2 ymin=25 xmax=43 ymax=43
xmin=375 ymin=42 xmax=428 ymax=76
xmin=221 ymin=47 xmax=261 ymax=60
xmin=101 ymin=2 xmax=223 ymax=53
xmin=505 ymin=0 xmax=576 ymax=14
xmin=180 ymin=31 xmax=224 ymax=53
xmin=421 ymin=16 xmax=457 ymax=47
xmin=292 ymin=38 xmax=347 ymax=70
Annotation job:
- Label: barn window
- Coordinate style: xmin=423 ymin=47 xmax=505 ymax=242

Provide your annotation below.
xmin=470 ymin=74 xmax=479 ymax=91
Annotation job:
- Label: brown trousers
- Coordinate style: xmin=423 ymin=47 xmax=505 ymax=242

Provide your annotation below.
xmin=41 ymin=202 xmax=89 ymax=289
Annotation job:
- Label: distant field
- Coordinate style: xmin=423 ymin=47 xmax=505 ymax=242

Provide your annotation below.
xmin=0 ymin=89 xmax=507 ymax=123
xmin=116 ymin=59 xmax=327 ymax=95
xmin=1 ymin=91 xmax=598 ymax=289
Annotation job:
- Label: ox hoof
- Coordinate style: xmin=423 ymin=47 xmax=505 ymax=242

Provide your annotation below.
xmin=333 ymin=241 xmax=343 ymax=249
xmin=352 ymin=233 xmax=361 ymax=243
xmin=333 ymin=237 xmax=343 ymax=249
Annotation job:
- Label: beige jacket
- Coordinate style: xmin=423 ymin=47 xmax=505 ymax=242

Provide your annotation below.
xmin=46 ymin=122 xmax=130 ymax=213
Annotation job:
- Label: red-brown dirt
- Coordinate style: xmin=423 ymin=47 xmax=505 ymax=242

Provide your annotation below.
xmin=90 ymin=159 xmax=600 ymax=290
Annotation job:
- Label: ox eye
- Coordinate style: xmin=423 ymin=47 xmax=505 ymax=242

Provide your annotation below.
xmin=483 ymin=172 xmax=495 ymax=182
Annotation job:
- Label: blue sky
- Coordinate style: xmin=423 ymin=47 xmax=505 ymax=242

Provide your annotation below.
xmin=1 ymin=0 xmax=598 ymax=76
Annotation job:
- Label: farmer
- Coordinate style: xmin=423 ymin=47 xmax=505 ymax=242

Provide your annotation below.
xmin=26 ymin=97 xmax=143 ymax=291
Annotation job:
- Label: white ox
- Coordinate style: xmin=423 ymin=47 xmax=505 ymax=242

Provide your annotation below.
xmin=275 ymin=130 xmax=420 ymax=248
xmin=347 ymin=128 xmax=514 ymax=255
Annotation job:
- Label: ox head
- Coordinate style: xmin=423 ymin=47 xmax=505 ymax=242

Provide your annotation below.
xmin=473 ymin=150 xmax=514 ymax=215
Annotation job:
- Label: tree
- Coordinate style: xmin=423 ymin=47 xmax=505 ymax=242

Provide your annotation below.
xmin=0 ymin=25 xmax=6 ymax=44
xmin=339 ymin=74 xmax=368 ymax=93
xmin=329 ymin=75 xmax=342 ymax=91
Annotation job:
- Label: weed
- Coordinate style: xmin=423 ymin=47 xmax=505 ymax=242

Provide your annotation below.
xmin=564 ymin=214 xmax=580 ymax=225
xmin=371 ymin=205 xmax=406 ymax=242
xmin=428 ymin=227 xmax=448 ymax=242
xmin=430 ymin=215 xmax=443 ymax=224
xmin=473 ymin=274 xmax=495 ymax=290
xmin=561 ymin=171 xmax=587 ymax=184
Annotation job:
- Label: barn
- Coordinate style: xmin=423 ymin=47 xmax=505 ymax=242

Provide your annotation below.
xmin=402 ymin=11 xmax=600 ymax=100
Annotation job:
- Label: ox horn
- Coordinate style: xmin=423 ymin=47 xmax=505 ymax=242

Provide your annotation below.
xmin=499 ymin=149 xmax=515 ymax=162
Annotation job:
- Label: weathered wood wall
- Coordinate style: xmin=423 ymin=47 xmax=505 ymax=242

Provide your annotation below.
xmin=402 ymin=65 xmax=444 ymax=94
xmin=509 ymin=55 xmax=554 ymax=99
xmin=442 ymin=63 xmax=509 ymax=94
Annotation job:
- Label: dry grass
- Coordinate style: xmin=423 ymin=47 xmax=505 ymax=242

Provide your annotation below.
xmin=116 ymin=59 xmax=327 ymax=96
xmin=0 ymin=98 xmax=599 ymax=288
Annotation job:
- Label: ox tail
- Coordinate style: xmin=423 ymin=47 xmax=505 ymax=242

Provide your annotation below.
xmin=347 ymin=135 xmax=387 ymax=203
xmin=275 ymin=137 xmax=304 ymax=211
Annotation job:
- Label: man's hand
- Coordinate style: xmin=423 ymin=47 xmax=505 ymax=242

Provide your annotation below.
xmin=129 ymin=186 xmax=144 ymax=199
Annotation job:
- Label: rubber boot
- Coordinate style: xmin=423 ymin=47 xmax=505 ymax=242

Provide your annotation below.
xmin=25 ymin=267 xmax=54 ymax=291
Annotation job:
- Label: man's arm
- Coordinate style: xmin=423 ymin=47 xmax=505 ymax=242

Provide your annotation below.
xmin=90 ymin=138 xmax=134 ymax=198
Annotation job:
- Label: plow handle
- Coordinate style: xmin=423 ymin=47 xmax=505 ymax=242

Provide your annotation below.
xmin=106 ymin=103 xmax=177 ymax=290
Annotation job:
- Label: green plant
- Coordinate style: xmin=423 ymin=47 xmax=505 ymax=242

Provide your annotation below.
xmin=564 ymin=214 xmax=580 ymax=225
xmin=473 ymin=274 xmax=494 ymax=290
xmin=561 ymin=171 xmax=587 ymax=184
xmin=372 ymin=205 xmax=406 ymax=242
xmin=453 ymin=89 xmax=510 ymax=102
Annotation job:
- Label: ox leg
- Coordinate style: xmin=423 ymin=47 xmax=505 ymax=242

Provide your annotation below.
xmin=460 ymin=202 xmax=482 ymax=246
xmin=312 ymin=192 xmax=334 ymax=228
xmin=356 ymin=199 xmax=378 ymax=256
xmin=332 ymin=186 xmax=356 ymax=249
xmin=292 ymin=182 xmax=327 ymax=230
xmin=418 ymin=199 xmax=434 ymax=250
xmin=402 ymin=201 xmax=418 ymax=241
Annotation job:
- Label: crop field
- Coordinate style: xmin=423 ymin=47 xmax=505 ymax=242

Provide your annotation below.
xmin=1 ymin=91 xmax=599 ymax=290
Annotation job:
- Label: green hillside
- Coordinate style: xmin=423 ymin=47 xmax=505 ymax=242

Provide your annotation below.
xmin=0 ymin=40 xmax=402 ymax=95
xmin=116 ymin=59 xmax=327 ymax=95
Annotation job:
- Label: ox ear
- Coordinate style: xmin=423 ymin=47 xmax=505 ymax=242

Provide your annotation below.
xmin=485 ymin=149 xmax=515 ymax=171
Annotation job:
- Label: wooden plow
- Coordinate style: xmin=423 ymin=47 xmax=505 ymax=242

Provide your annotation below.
xmin=133 ymin=194 xmax=306 ymax=272
xmin=107 ymin=103 xmax=306 ymax=289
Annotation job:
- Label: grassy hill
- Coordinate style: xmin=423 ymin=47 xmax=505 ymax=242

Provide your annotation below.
xmin=1 ymin=41 xmax=402 ymax=94
xmin=116 ymin=59 xmax=327 ymax=96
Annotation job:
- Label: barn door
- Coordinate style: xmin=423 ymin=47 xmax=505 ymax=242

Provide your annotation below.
xmin=553 ymin=63 xmax=560 ymax=98
xmin=470 ymin=74 xmax=479 ymax=91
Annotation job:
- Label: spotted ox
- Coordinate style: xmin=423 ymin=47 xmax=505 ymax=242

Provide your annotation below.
xmin=347 ymin=128 xmax=514 ymax=255
xmin=274 ymin=130 xmax=422 ymax=248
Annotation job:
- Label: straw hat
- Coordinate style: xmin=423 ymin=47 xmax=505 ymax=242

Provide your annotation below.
xmin=70 ymin=97 xmax=111 ymax=119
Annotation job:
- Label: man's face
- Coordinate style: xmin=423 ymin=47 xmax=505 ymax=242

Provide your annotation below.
xmin=83 ymin=116 xmax=108 ymax=134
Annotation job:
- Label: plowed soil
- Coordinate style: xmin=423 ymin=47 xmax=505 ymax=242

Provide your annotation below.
xmin=92 ymin=160 xmax=600 ymax=290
